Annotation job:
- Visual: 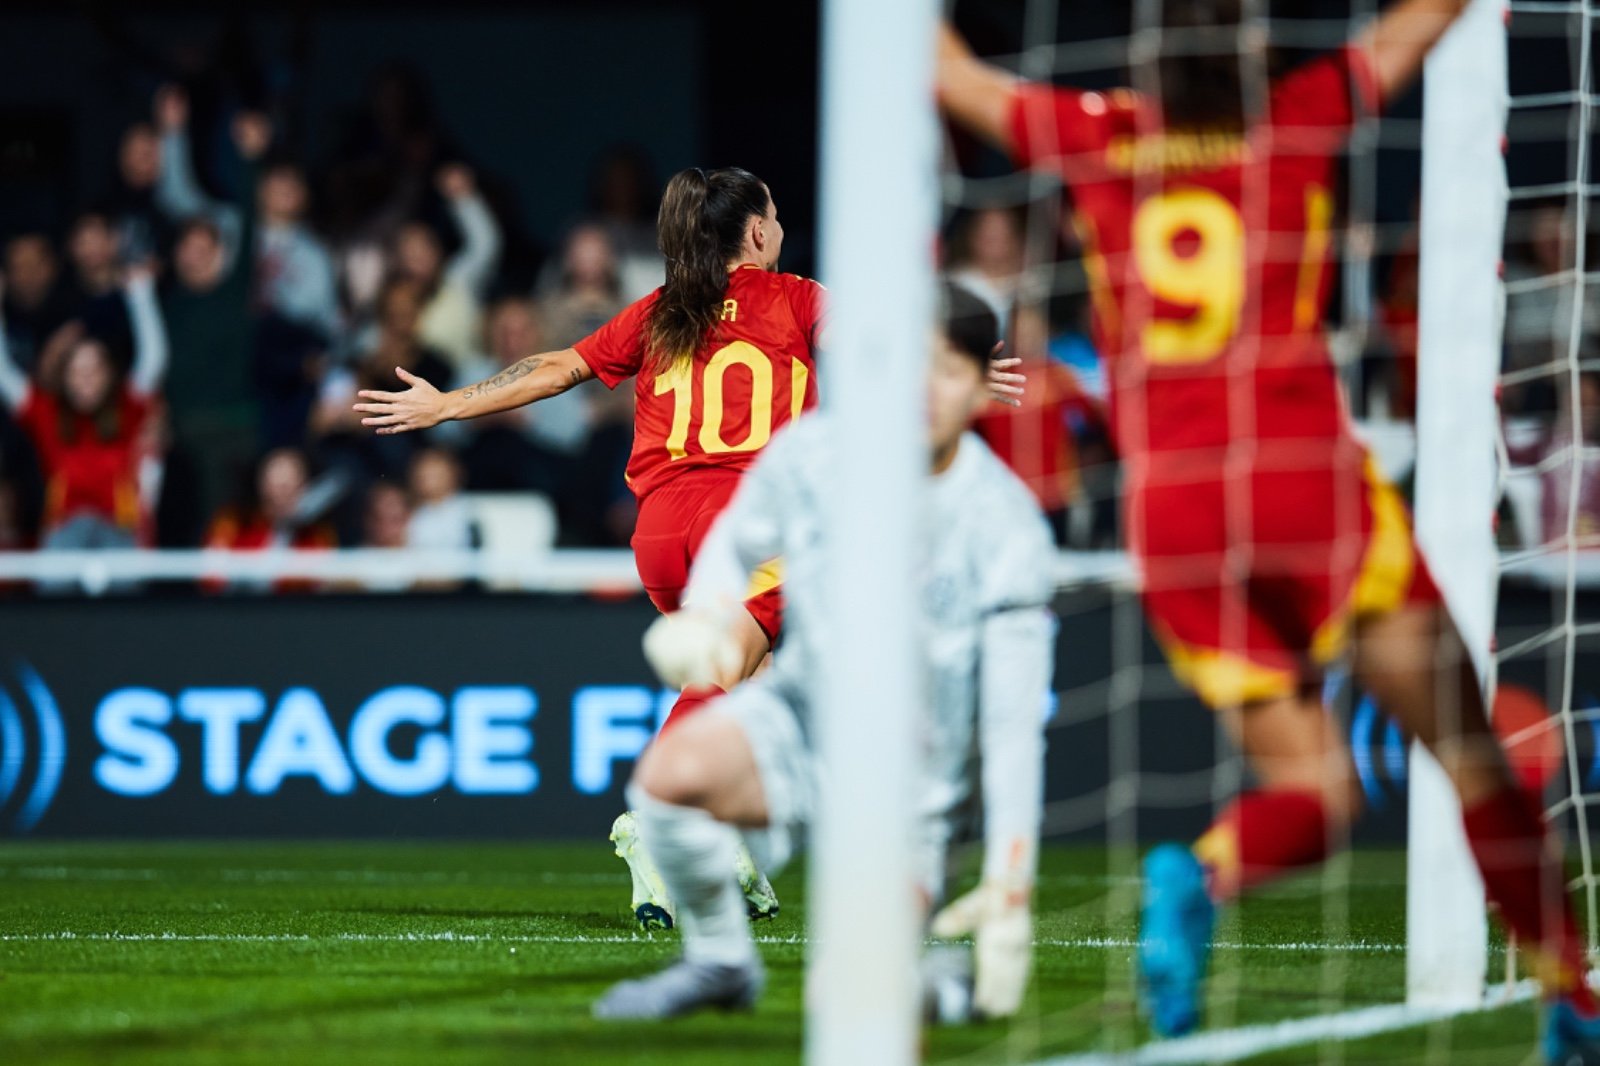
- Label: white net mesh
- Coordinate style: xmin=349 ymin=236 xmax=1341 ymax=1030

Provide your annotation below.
xmin=1498 ymin=0 xmax=1600 ymax=970
xmin=923 ymin=1 xmax=1589 ymax=1062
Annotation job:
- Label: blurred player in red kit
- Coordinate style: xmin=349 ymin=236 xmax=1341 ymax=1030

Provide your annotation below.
xmin=939 ymin=1 xmax=1600 ymax=1058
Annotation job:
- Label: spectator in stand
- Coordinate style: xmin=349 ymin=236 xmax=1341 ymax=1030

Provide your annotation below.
xmin=159 ymin=110 xmax=274 ymax=539
xmin=312 ymin=276 xmax=453 ymax=496
xmin=2 ymin=234 xmax=74 ymax=375
xmin=406 ymin=446 xmax=477 ymax=552
xmin=581 ymin=145 xmax=665 ymax=301
xmin=362 ymin=481 xmax=411 ymax=549
xmin=459 ymin=296 xmax=560 ymax=491
xmin=946 ymin=206 xmax=1025 ymax=331
xmin=389 ymin=165 xmax=501 ymax=375
xmin=972 ymin=297 xmax=1106 ymax=545
xmin=1507 ymin=370 xmax=1600 ymax=547
xmin=63 ymin=211 xmax=134 ymax=358
xmin=1505 ymin=201 xmax=1600 ymax=414
xmin=106 ymin=122 xmax=170 ymax=266
xmin=204 ymin=447 xmax=336 ymax=593
xmin=155 ymin=86 xmax=340 ymax=342
xmin=540 ymin=224 xmax=630 ymax=349
xmin=0 ymin=265 xmax=168 ymax=550
xmin=254 ymin=313 xmax=327 ymax=451
xmin=324 ymin=63 xmax=456 ymax=253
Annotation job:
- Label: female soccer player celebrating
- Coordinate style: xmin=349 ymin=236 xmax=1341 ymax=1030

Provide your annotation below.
xmin=357 ymin=167 xmax=810 ymax=926
xmin=357 ymin=167 xmax=1023 ymax=929
xmin=939 ymin=2 xmax=1599 ymax=1060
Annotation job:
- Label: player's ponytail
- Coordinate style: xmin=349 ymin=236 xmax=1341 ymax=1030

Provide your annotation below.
xmin=646 ymin=166 xmax=771 ymax=373
xmin=1155 ymin=0 xmax=1249 ymax=132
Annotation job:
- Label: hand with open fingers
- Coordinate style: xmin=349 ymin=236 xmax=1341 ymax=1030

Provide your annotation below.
xmin=988 ymin=342 xmax=1025 ymax=407
xmin=642 ymin=610 xmax=742 ymax=690
xmin=355 ymin=367 xmax=449 ymax=435
xmin=931 ymin=878 xmax=1033 ymax=1018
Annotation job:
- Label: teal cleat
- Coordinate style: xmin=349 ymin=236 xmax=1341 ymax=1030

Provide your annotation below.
xmin=1138 ymin=843 xmax=1216 ymax=1038
xmin=1544 ymin=997 xmax=1600 ymax=1065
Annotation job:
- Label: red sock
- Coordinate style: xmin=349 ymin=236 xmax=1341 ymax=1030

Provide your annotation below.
xmin=657 ymin=684 xmax=725 ymax=736
xmin=1462 ymin=785 xmax=1596 ymax=1014
xmin=1193 ymin=790 xmax=1332 ymax=902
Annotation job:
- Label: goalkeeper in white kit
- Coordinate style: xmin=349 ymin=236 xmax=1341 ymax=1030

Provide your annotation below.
xmin=594 ymin=282 xmax=1057 ymax=1021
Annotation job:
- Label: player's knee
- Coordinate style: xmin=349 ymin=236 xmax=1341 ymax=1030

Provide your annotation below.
xmin=634 ymin=732 xmax=715 ymax=810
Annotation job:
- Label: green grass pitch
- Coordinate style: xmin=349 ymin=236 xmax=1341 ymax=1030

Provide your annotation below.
xmin=0 ymin=842 xmax=1545 ymax=1064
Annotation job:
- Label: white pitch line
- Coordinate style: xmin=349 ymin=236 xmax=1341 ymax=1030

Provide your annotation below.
xmin=0 ymin=867 xmax=627 ymax=886
xmin=0 ymin=931 xmax=1410 ymax=954
xmin=1031 ymin=980 xmax=1541 ymax=1066
xmin=0 ymin=931 xmax=805 ymax=945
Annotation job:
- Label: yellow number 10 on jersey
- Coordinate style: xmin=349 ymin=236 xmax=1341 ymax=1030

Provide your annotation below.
xmin=654 ymin=342 xmax=810 ymax=460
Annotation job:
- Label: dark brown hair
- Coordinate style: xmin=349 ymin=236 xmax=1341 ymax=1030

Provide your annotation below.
xmin=645 ymin=167 xmax=770 ymax=372
xmin=55 ymin=338 xmax=124 ymax=445
xmin=1155 ymin=0 xmax=1248 ymax=131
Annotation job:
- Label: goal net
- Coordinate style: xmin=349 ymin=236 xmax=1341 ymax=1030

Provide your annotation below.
xmin=912 ymin=0 xmax=1597 ymax=1062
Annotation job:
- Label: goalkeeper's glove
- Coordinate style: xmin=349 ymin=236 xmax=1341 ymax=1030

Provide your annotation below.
xmin=930 ymin=878 xmax=1033 ymax=1019
xmin=642 ymin=609 xmax=742 ymax=690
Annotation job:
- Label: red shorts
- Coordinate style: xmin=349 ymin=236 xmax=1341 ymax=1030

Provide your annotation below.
xmin=632 ymin=472 xmax=784 ymax=643
xmin=1129 ymin=441 xmax=1439 ymax=709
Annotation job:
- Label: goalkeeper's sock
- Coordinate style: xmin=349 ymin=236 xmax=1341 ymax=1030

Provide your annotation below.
xmin=659 ymin=685 xmax=725 ymax=735
xmin=1193 ymin=789 xmax=1331 ymax=902
xmin=627 ymin=782 xmax=755 ymax=968
xmin=1462 ymin=785 xmax=1597 ymax=1016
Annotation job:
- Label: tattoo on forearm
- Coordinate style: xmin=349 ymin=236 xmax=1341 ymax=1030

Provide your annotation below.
xmin=568 ymin=367 xmax=584 ymax=385
xmin=461 ymin=356 xmax=543 ymax=400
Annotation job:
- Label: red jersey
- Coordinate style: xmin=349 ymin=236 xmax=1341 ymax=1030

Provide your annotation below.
xmin=973 ymin=358 xmax=1100 ymax=513
xmin=574 ymin=265 xmax=824 ymax=500
xmin=17 ymin=387 xmax=152 ymax=535
xmin=1009 ymin=48 xmax=1378 ymax=462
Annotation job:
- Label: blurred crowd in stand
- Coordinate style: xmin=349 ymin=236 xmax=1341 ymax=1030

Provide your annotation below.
xmin=7 ymin=35 xmax=1598 ymax=598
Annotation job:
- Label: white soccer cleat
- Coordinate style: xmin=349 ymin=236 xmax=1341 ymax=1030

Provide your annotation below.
xmin=610 ymin=811 xmax=675 ymax=931
xmin=734 ymin=840 xmax=780 ymax=922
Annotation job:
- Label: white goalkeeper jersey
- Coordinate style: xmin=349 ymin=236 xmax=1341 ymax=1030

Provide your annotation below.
xmin=684 ymin=413 xmax=1057 ymax=885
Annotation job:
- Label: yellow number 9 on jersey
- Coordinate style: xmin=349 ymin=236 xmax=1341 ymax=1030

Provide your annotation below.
xmin=1132 ymin=187 xmax=1244 ymax=365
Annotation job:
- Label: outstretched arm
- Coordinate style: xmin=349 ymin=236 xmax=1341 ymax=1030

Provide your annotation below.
xmin=355 ymin=347 xmax=594 ymax=434
xmin=1358 ymin=0 xmax=1472 ymax=105
xmin=936 ymin=22 xmax=1022 ymax=153
xmin=123 ymin=266 xmax=170 ymax=396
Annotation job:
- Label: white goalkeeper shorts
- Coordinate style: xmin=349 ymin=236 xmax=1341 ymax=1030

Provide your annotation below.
xmin=710 ymin=678 xmax=814 ymax=875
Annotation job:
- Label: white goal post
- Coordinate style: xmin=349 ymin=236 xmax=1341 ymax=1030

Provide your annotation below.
xmin=809 ymin=1 xmax=940 ymax=1064
xmin=1409 ymin=0 xmax=1505 ymax=1008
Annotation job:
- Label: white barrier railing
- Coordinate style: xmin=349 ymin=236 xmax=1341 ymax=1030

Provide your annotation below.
xmin=0 ymin=546 xmax=1591 ymax=595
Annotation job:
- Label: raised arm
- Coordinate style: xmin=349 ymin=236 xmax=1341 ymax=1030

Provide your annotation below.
xmin=123 ymin=266 xmax=170 ymax=396
xmin=936 ymin=22 xmax=1022 ymax=154
xmin=0 ymin=282 xmax=31 ymax=411
xmin=154 ymin=87 xmax=216 ymax=220
xmin=1357 ymin=0 xmax=1472 ymax=105
xmin=437 ymin=165 xmax=502 ymax=296
xmin=156 ymin=89 xmax=253 ymax=269
xmin=355 ymin=347 xmax=594 ymax=435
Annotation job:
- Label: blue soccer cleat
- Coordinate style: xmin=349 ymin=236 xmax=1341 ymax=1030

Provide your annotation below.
xmin=1138 ymin=843 xmax=1216 ymax=1038
xmin=1544 ymin=997 xmax=1600 ymax=1065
